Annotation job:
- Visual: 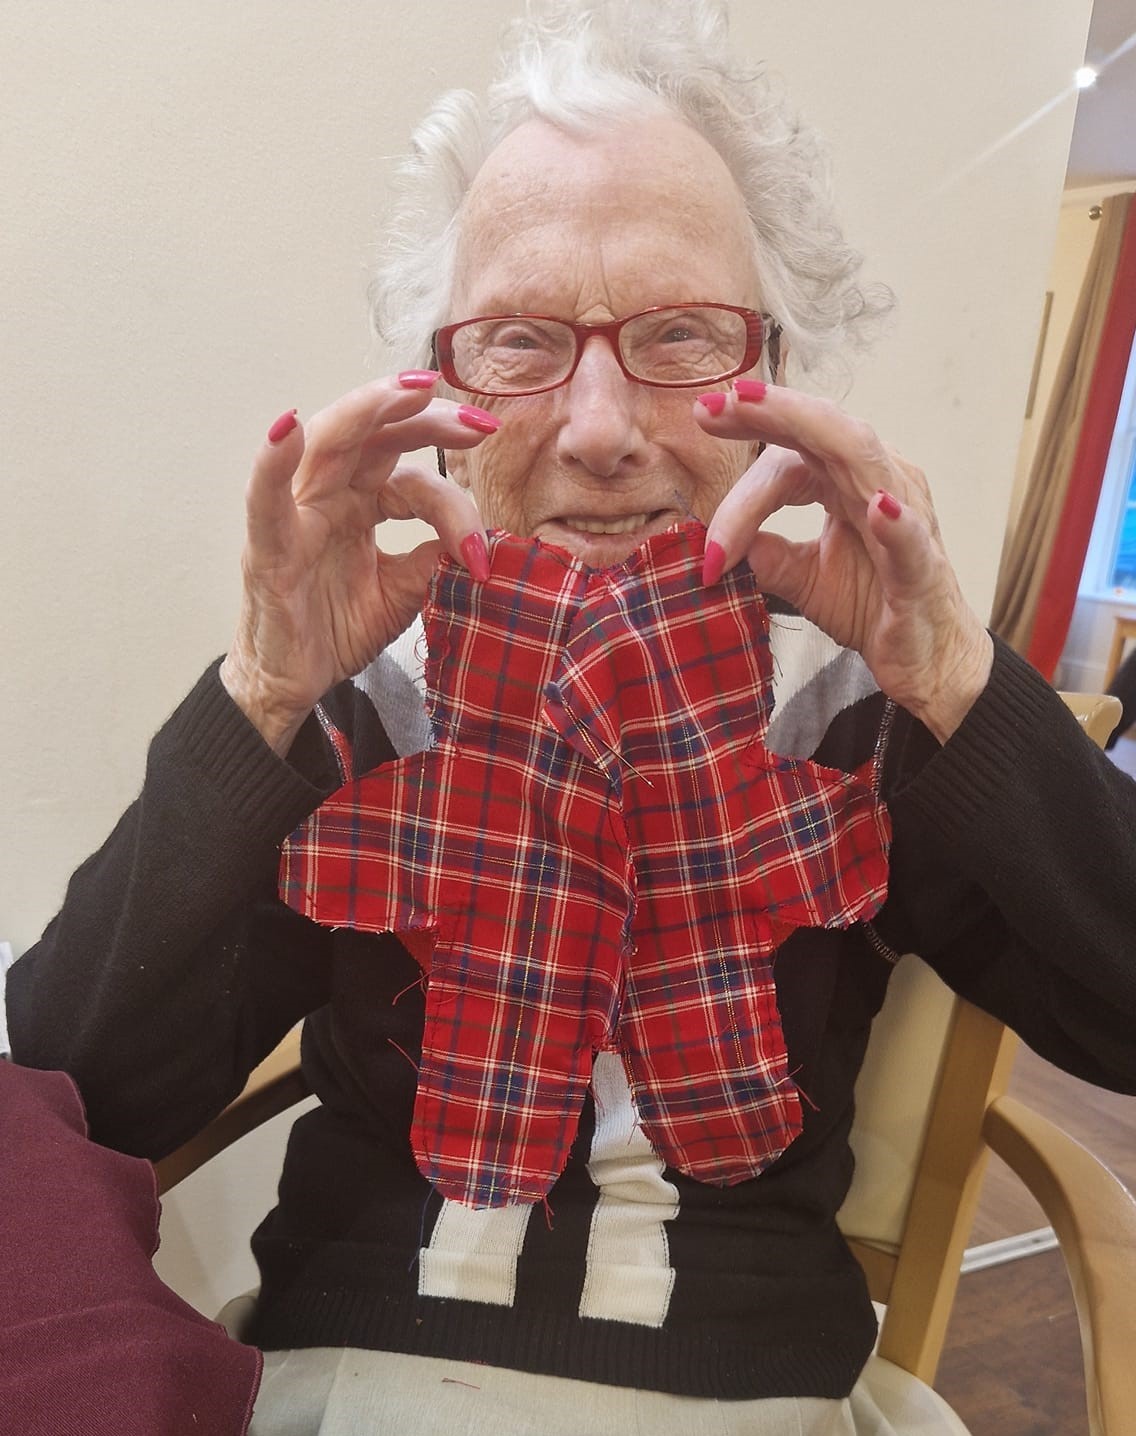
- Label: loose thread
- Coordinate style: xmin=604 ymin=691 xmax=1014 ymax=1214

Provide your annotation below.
xmin=670 ymin=486 xmax=699 ymax=523
xmin=766 ymin=613 xmax=791 ymax=681
xmin=796 ymin=1084 xmax=820 ymax=1114
xmin=408 ymin=1189 xmax=434 ymax=1272
xmin=388 ymin=1037 xmax=420 ymax=1073
xmin=392 ymin=973 xmax=427 ymax=1006
xmin=785 ymin=1064 xmax=820 ymax=1113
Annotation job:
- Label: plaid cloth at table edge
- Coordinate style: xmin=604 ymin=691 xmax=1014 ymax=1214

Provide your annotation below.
xmin=280 ymin=524 xmax=891 ymax=1209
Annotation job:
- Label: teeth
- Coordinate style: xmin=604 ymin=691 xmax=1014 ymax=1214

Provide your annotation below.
xmin=563 ymin=513 xmax=649 ymax=535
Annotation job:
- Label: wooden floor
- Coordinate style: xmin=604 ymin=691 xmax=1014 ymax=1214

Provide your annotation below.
xmin=963 ymin=1045 xmax=1136 ymax=1248
xmin=936 ymin=1247 xmax=1088 ymax=1436
xmin=932 ymin=1025 xmax=1136 ymax=1432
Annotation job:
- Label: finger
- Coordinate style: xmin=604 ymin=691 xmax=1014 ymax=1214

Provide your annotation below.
xmin=344 ymin=402 xmax=502 ymax=495
xmin=268 ymin=376 xmax=445 ymax=514
xmin=743 ymin=529 xmax=820 ymax=612
xmin=302 ymin=374 xmax=444 ymax=459
xmin=291 ymin=376 xmax=493 ymax=501
xmin=383 ymin=465 xmax=489 ymax=580
xmin=308 ymin=384 xmax=501 ymax=469
xmin=696 ymin=383 xmax=897 ymax=499
xmin=863 ymin=488 xmax=936 ymax=593
xmin=702 ymin=446 xmax=815 ymax=583
xmin=374 ymin=538 xmax=448 ymax=617
xmin=244 ymin=409 xmax=306 ymax=554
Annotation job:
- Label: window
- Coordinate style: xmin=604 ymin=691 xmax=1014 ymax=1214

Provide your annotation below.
xmin=1081 ymin=330 xmax=1136 ymax=597
xmin=1111 ymin=443 xmax=1136 ymax=590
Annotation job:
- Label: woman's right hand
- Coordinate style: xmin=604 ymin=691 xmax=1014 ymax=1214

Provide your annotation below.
xmin=219 ymin=372 xmax=499 ymax=755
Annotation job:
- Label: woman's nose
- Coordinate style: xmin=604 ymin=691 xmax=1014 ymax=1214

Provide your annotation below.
xmin=556 ymin=337 xmax=649 ymax=479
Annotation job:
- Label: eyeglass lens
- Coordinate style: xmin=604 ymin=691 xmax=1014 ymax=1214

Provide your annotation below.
xmin=448 ymin=307 xmax=753 ymax=394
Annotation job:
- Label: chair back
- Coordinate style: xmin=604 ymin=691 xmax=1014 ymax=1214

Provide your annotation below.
xmin=836 ymin=690 xmax=1121 ymax=1381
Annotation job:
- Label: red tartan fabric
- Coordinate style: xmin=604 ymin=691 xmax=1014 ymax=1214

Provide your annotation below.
xmin=280 ymin=525 xmax=890 ymax=1208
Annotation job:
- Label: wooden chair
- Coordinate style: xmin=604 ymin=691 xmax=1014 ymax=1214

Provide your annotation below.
xmin=155 ymin=693 xmax=1136 ymax=1435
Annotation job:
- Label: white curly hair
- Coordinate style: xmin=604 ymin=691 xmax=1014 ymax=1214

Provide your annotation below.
xmin=369 ymin=0 xmax=891 ymax=388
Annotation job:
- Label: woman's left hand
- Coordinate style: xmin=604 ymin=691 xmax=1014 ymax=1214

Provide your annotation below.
xmin=697 ymin=383 xmax=993 ymax=744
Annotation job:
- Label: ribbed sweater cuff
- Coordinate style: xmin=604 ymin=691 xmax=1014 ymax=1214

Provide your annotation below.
xmin=891 ymin=636 xmax=1055 ymax=844
xmin=165 ymin=660 xmax=334 ymax=845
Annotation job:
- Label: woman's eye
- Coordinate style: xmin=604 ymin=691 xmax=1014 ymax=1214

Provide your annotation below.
xmin=643 ymin=315 xmax=714 ymax=347
xmin=486 ymin=322 xmax=553 ymax=352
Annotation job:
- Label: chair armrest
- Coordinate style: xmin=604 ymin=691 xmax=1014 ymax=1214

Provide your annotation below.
xmin=153 ymin=1028 xmax=310 ymax=1195
xmin=983 ymin=1094 xmax=1136 ymax=1436
xmin=1058 ymin=692 xmax=1121 ymax=748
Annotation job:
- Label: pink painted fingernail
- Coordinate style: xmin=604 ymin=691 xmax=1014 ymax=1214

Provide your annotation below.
xmin=733 ymin=378 xmax=767 ymax=403
xmin=267 ymin=409 xmax=298 ymax=444
xmin=460 ymin=532 xmax=490 ymax=582
xmin=457 ymin=404 xmax=501 ymax=435
xmin=697 ymin=392 xmax=727 ymax=417
xmin=877 ymin=489 xmax=902 ymax=520
xmin=398 ymin=369 xmax=441 ymax=389
xmin=702 ymin=540 xmax=727 ymax=587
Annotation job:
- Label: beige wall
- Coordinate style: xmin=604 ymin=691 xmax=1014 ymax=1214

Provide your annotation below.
xmin=1 ymin=1 xmax=1092 ymax=1312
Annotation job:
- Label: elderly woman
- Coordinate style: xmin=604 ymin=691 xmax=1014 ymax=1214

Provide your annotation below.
xmin=8 ymin=2 xmax=1136 ymax=1433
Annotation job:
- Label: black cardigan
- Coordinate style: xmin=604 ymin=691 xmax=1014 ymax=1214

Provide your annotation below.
xmin=9 ymin=632 xmax=1136 ymax=1398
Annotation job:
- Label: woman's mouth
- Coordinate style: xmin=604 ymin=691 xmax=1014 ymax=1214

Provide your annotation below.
xmin=561 ymin=512 xmax=652 ymax=536
xmin=542 ymin=510 xmax=678 ymax=566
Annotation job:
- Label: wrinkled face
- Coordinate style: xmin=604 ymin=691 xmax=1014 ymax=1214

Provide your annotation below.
xmin=443 ymin=114 xmax=764 ymax=568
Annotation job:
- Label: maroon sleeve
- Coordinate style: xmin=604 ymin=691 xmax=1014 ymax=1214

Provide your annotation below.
xmin=1 ymin=1060 xmax=261 ymax=1436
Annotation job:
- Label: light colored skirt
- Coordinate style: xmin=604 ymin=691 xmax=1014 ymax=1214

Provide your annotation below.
xmin=246 ymin=1344 xmax=970 ymax=1436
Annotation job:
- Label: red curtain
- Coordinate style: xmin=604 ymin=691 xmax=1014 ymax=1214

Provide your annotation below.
xmin=1026 ymin=204 xmax=1136 ymax=679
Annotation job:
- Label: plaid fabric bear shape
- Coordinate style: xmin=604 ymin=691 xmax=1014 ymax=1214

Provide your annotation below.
xmin=280 ymin=525 xmax=890 ymax=1208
